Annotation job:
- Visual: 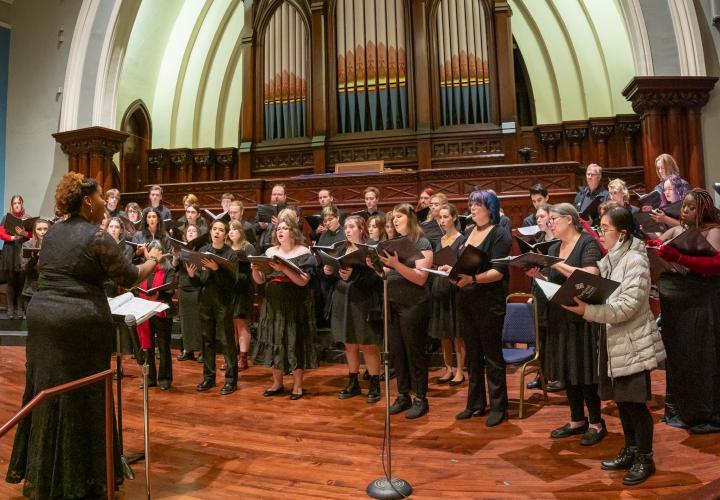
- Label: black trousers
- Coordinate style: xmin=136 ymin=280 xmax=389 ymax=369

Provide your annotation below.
xmin=148 ymin=316 xmax=173 ymax=383
xmin=200 ymin=301 xmax=237 ymax=385
xmin=617 ymin=401 xmax=653 ymax=453
xmin=460 ymin=299 xmax=508 ymax=413
xmin=566 ymin=383 xmax=601 ymax=423
xmin=388 ymin=299 xmax=429 ymax=397
xmin=6 ymin=270 xmax=25 ymax=314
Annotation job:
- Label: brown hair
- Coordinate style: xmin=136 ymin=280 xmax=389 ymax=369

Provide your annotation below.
xmin=364 ymin=186 xmax=380 ymax=198
xmin=655 ymin=153 xmax=680 ymax=179
xmin=344 ymin=215 xmax=369 ymax=243
xmin=183 ymin=193 xmax=199 ymax=206
xmin=392 ymin=203 xmax=423 ymax=242
xmin=104 ymin=188 xmax=120 ymax=201
xmin=55 ymin=172 xmax=98 ymax=216
xmin=221 ymin=193 xmax=235 ymax=201
xmin=149 ymin=184 xmax=163 ymax=194
xmin=272 ymin=208 xmax=304 ymax=246
xmin=368 ymin=214 xmax=387 ymax=241
xmin=227 ymin=219 xmax=250 ymax=249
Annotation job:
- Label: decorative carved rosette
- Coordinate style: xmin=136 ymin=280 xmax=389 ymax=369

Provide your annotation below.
xmin=563 ymin=127 xmax=587 ymax=144
xmin=590 ymin=125 xmax=614 ymax=142
xmin=537 ymin=131 xmax=562 ymax=147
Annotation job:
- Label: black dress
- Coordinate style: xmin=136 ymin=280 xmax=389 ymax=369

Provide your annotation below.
xmin=428 ymin=234 xmax=465 ymax=340
xmin=545 ymin=232 xmax=602 ymax=385
xmin=233 ymin=243 xmax=257 ymax=318
xmin=253 ymin=252 xmax=318 ymax=373
xmin=329 ymin=243 xmax=382 ymax=345
xmin=6 ymin=215 xmax=139 ymax=499
xmin=177 ymin=261 xmax=203 ymax=352
xmin=658 ymin=271 xmax=720 ymax=426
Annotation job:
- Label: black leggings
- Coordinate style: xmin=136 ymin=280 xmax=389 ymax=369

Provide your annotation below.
xmin=618 ymin=401 xmax=654 ymax=453
xmin=6 ymin=270 xmax=24 ymax=314
xmin=566 ymin=383 xmax=601 ymax=424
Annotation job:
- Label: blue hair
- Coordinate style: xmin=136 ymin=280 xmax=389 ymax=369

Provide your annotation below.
xmin=467 ymin=190 xmax=501 ymax=225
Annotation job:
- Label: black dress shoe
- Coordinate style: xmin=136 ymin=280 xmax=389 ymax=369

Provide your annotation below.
xmin=289 ymin=391 xmax=303 ymax=400
xmin=455 ymin=408 xmax=485 ymax=420
xmin=405 ymin=397 xmax=429 ymax=419
xmin=485 ymin=410 xmax=507 ymax=427
xmin=689 ymin=422 xmax=720 ymax=434
xmin=177 ymin=351 xmax=195 ymax=362
xmin=196 ymin=379 xmax=216 ymax=392
xmin=437 ymin=373 xmax=453 ymax=384
xmin=551 ymin=420 xmax=588 ymax=439
xmin=546 ymin=381 xmax=566 ymax=393
xmin=448 ymin=376 xmax=465 ymax=387
xmin=263 ymin=387 xmax=284 ymax=397
xmin=526 ymin=376 xmax=541 ymax=390
xmin=580 ymin=420 xmax=607 ymax=446
xmin=623 ymin=452 xmax=655 ymax=486
xmin=389 ymin=395 xmax=412 ymax=415
xmin=220 ymin=383 xmax=236 ymax=395
xmin=601 ymin=446 xmax=637 ymax=471
xmin=159 ymin=381 xmax=171 ymax=391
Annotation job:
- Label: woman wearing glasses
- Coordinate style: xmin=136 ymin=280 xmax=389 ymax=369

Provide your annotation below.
xmin=527 ymin=203 xmax=605 ymax=445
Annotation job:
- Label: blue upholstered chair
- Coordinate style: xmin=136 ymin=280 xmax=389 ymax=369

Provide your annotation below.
xmin=502 ymin=293 xmax=547 ymax=418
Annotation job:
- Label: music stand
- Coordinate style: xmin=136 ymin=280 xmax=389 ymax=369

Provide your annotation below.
xmin=366 ymin=272 xmax=412 ymax=499
xmin=113 ymin=320 xmax=136 ymax=480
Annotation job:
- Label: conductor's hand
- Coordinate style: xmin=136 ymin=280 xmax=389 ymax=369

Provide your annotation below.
xmin=323 ymin=264 xmax=334 ymax=276
xmin=200 ymin=257 xmax=219 ymax=271
xmin=316 ymin=224 xmax=327 ymax=234
xmin=338 ymin=267 xmax=353 ymax=281
xmin=437 ymin=265 xmax=452 ymax=273
xmin=147 ymin=247 xmax=163 ymax=261
xmin=379 ymin=250 xmax=399 ymax=269
xmin=136 ymin=243 xmax=146 ymax=256
xmin=185 ymin=263 xmax=198 ymax=277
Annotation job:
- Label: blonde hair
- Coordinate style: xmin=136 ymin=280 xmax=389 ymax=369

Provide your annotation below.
xmin=607 ymin=178 xmax=629 ymax=202
xmin=428 ymin=193 xmax=448 ymax=221
xmin=272 ymin=208 xmax=304 ymax=246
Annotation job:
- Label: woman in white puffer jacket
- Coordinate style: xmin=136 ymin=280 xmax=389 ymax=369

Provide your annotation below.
xmin=563 ymin=206 xmax=665 ymax=487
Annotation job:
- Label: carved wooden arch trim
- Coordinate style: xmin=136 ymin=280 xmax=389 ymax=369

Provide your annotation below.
xmin=426 ymin=0 xmax=499 ymax=129
xmin=325 ymin=0 xmax=415 ymax=137
xmin=253 ymin=0 xmax=313 ymax=144
xmin=120 ymin=99 xmax=153 ymax=140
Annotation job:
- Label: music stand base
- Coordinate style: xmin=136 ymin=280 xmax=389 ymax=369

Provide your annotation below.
xmin=120 ymin=455 xmax=135 ymax=480
xmin=366 ymin=477 xmax=413 ymax=499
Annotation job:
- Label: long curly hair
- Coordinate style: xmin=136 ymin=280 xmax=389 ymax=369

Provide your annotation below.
xmin=55 ymin=172 xmax=98 ymax=216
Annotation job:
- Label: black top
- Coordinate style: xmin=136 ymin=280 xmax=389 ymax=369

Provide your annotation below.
xmin=143 ymin=204 xmax=172 ymax=222
xmin=132 ymin=229 xmax=170 ymax=254
xmin=190 ymin=244 xmax=238 ymax=295
xmin=574 ymin=186 xmax=610 ymax=224
xmin=457 ymin=225 xmax=512 ymax=310
xmin=547 ymin=232 xmax=602 ymax=321
xmin=317 ymin=226 xmax=346 ymax=247
xmin=387 ymin=236 xmax=433 ymax=305
xmin=521 ymin=213 xmax=537 ymax=227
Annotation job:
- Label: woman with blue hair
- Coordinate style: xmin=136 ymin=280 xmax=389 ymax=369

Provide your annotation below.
xmin=444 ymin=190 xmax=512 ymax=426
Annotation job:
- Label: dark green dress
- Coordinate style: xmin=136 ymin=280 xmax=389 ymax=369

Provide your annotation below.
xmin=253 ymin=252 xmax=318 ymax=373
xmin=428 ymin=234 xmax=465 ymax=340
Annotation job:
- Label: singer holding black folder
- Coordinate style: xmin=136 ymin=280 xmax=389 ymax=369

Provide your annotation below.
xmin=378 ymin=203 xmax=433 ymax=419
xmin=563 ymin=207 xmax=666 ymax=486
xmin=0 ymin=195 xmax=30 ymax=319
xmin=648 ymin=189 xmax=720 ymax=433
xmin=442 ymin=190 xmax=511 ymax=426
xmin=188 ymin=219 xmax=239 ymax=396
xmin=252 ymin=209 xmax=317 ymax=400
xmin=324 ymin=215 xmax=383 ymax=403
xmin=526 ymin=202 xmax=606 ymax=444
xmin=6 ymin=173 xmax=158 ymax=500
xmin=429 ymin=204 xmax=466 ymax=386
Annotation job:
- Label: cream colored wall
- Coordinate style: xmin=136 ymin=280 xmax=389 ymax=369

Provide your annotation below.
xmin=509 ymin=0 xmax=635 ymax=124
xmin=117 ymin=0 xmax=244 ymax=150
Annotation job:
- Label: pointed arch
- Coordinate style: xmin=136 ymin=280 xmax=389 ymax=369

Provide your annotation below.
xmin=119 ymin=99 xmax=152 ymax=192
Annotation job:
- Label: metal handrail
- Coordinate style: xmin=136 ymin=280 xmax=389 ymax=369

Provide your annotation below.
xmin=0 ymin=368 xmax=116 ymax=500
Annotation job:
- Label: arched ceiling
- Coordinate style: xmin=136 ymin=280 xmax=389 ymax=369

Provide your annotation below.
xmin=116 ymin=0 xmax=244 ymax=149
xmin=509 ymin=0 xmax=635 ymax=124
xmin=116 ymin=0 xmax=635 ymax=149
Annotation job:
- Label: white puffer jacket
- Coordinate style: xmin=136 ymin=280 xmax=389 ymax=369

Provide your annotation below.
xmin=583 ymin=237 xmax=666 ymax=378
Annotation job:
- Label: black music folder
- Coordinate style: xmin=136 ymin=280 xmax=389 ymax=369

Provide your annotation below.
xmin=650 ymin=227 xmax=716 ymax=257
xmin=131 ymin=280 xmax=177 ymax=295
xmin=432 ymin=245 xmax=459 ymax=267
xmin=256 ymin=204 xmax=287 ymax=223
xmin=4 ymin=213 xmax=38 ymax=234
xmin=421 ymin=219 xmax=444 ymax=245
xmin=635 ymin=190 xmax=662 ymax=209
xmin=203 ymin=209 xmax=230 ymax=223
xmin=579 ymin=196 xmax=602 ymax=221
xmin=534 ymin=270 xmax=620 ymax=306
xmin=247 ymin=254 xmax=305 ymax=275
xmin=180 ymin=248 xmax=237 ymax=274
xmin=414 ymin=206 xmax=430 ymax=222
xmin=634 ymin=211 xmax=667 ymax=237
xmin=22 ymin=246 xmax=40 ymax=258
xmin=305 ymin=214 xmax=323 ymax=232
xmin=492 ymin=253 xmax=564 ymax=270
xmin=515 ymin=236 xmax=557 ymax=255
xmin=315 ymin=248 xmax=368 ymax=273
xmin=660 ymin=201 xmax=682 ymax=220
xmin=421 ymin=245 xmax=489 ymax=279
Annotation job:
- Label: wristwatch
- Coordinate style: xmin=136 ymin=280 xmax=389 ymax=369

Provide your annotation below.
xmin=471 ymin=274 xmax=477 ymax=284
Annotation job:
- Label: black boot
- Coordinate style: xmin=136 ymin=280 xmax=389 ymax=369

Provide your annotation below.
xmin=623 ymin=452 xmax=655 ymax=486
xmin=405 ymin=396 xmax=429 ymax=419
xmin=601 ymin=446 xmax=637 ymax=470
xmin=366 ymin=375 xmax=381 ymax=404
xmin=389 ymin=394 xmax=412 ymax=414
xmin=338 ymin=373 xmax=362 ymax=399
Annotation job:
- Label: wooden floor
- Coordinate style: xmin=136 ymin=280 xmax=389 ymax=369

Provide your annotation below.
xmin=1 ymin=346 xmax=720 ymax=499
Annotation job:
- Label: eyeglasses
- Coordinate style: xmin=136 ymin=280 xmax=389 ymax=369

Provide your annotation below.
xmin=547 ymin=215 xmax=568 ymax=226
xmin=597 ymin=228 xmax=618 ymax=236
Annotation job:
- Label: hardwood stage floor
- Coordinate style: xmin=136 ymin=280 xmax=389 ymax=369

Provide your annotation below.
xmin=1 ymin=345 xmax=719 ymax=499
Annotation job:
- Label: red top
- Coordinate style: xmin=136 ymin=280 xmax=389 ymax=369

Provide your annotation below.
xmin=0 ymin=211 xmax=28 ymax=242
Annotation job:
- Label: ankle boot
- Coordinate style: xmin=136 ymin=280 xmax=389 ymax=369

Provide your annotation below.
xmin=366 ymin=375 xmax=381 ymax=403
xmin=238 ymin=352 xmax=249 ymax=371
xmin=623 ymin=452 xmax=655 ymax=486
xmin=601 ymin=446 xmax=637 ymax=470
xmin=338 ymin=373 xmax=362 ymax=399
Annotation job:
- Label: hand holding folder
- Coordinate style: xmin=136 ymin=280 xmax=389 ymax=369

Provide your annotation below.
xmin=534 ymin=270 xmax=620 ymax=306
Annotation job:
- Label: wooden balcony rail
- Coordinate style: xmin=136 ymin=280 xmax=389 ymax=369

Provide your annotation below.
xmin=0 ymin=368 xmax=116 ymax=500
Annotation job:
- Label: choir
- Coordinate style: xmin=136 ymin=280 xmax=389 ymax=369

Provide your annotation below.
xmin=5 ymin=155 xmax=720 ymax=488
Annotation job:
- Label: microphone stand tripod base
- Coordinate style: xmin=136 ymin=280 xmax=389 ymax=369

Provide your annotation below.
xmin=366 ymin=477 xmax=413 ymax=499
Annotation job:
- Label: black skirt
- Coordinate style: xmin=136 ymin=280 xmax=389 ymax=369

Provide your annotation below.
xmin=545 ymin=305 xmax=600 ymax=386
xmin=597 ymin=329 xmax=651 ymax=403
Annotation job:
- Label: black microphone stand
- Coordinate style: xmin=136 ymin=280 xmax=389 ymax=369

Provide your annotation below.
xmin=114 ymin=321 xmax=135 ymax=480
xmin=366 ymin=269 xmax=412 ymax=499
